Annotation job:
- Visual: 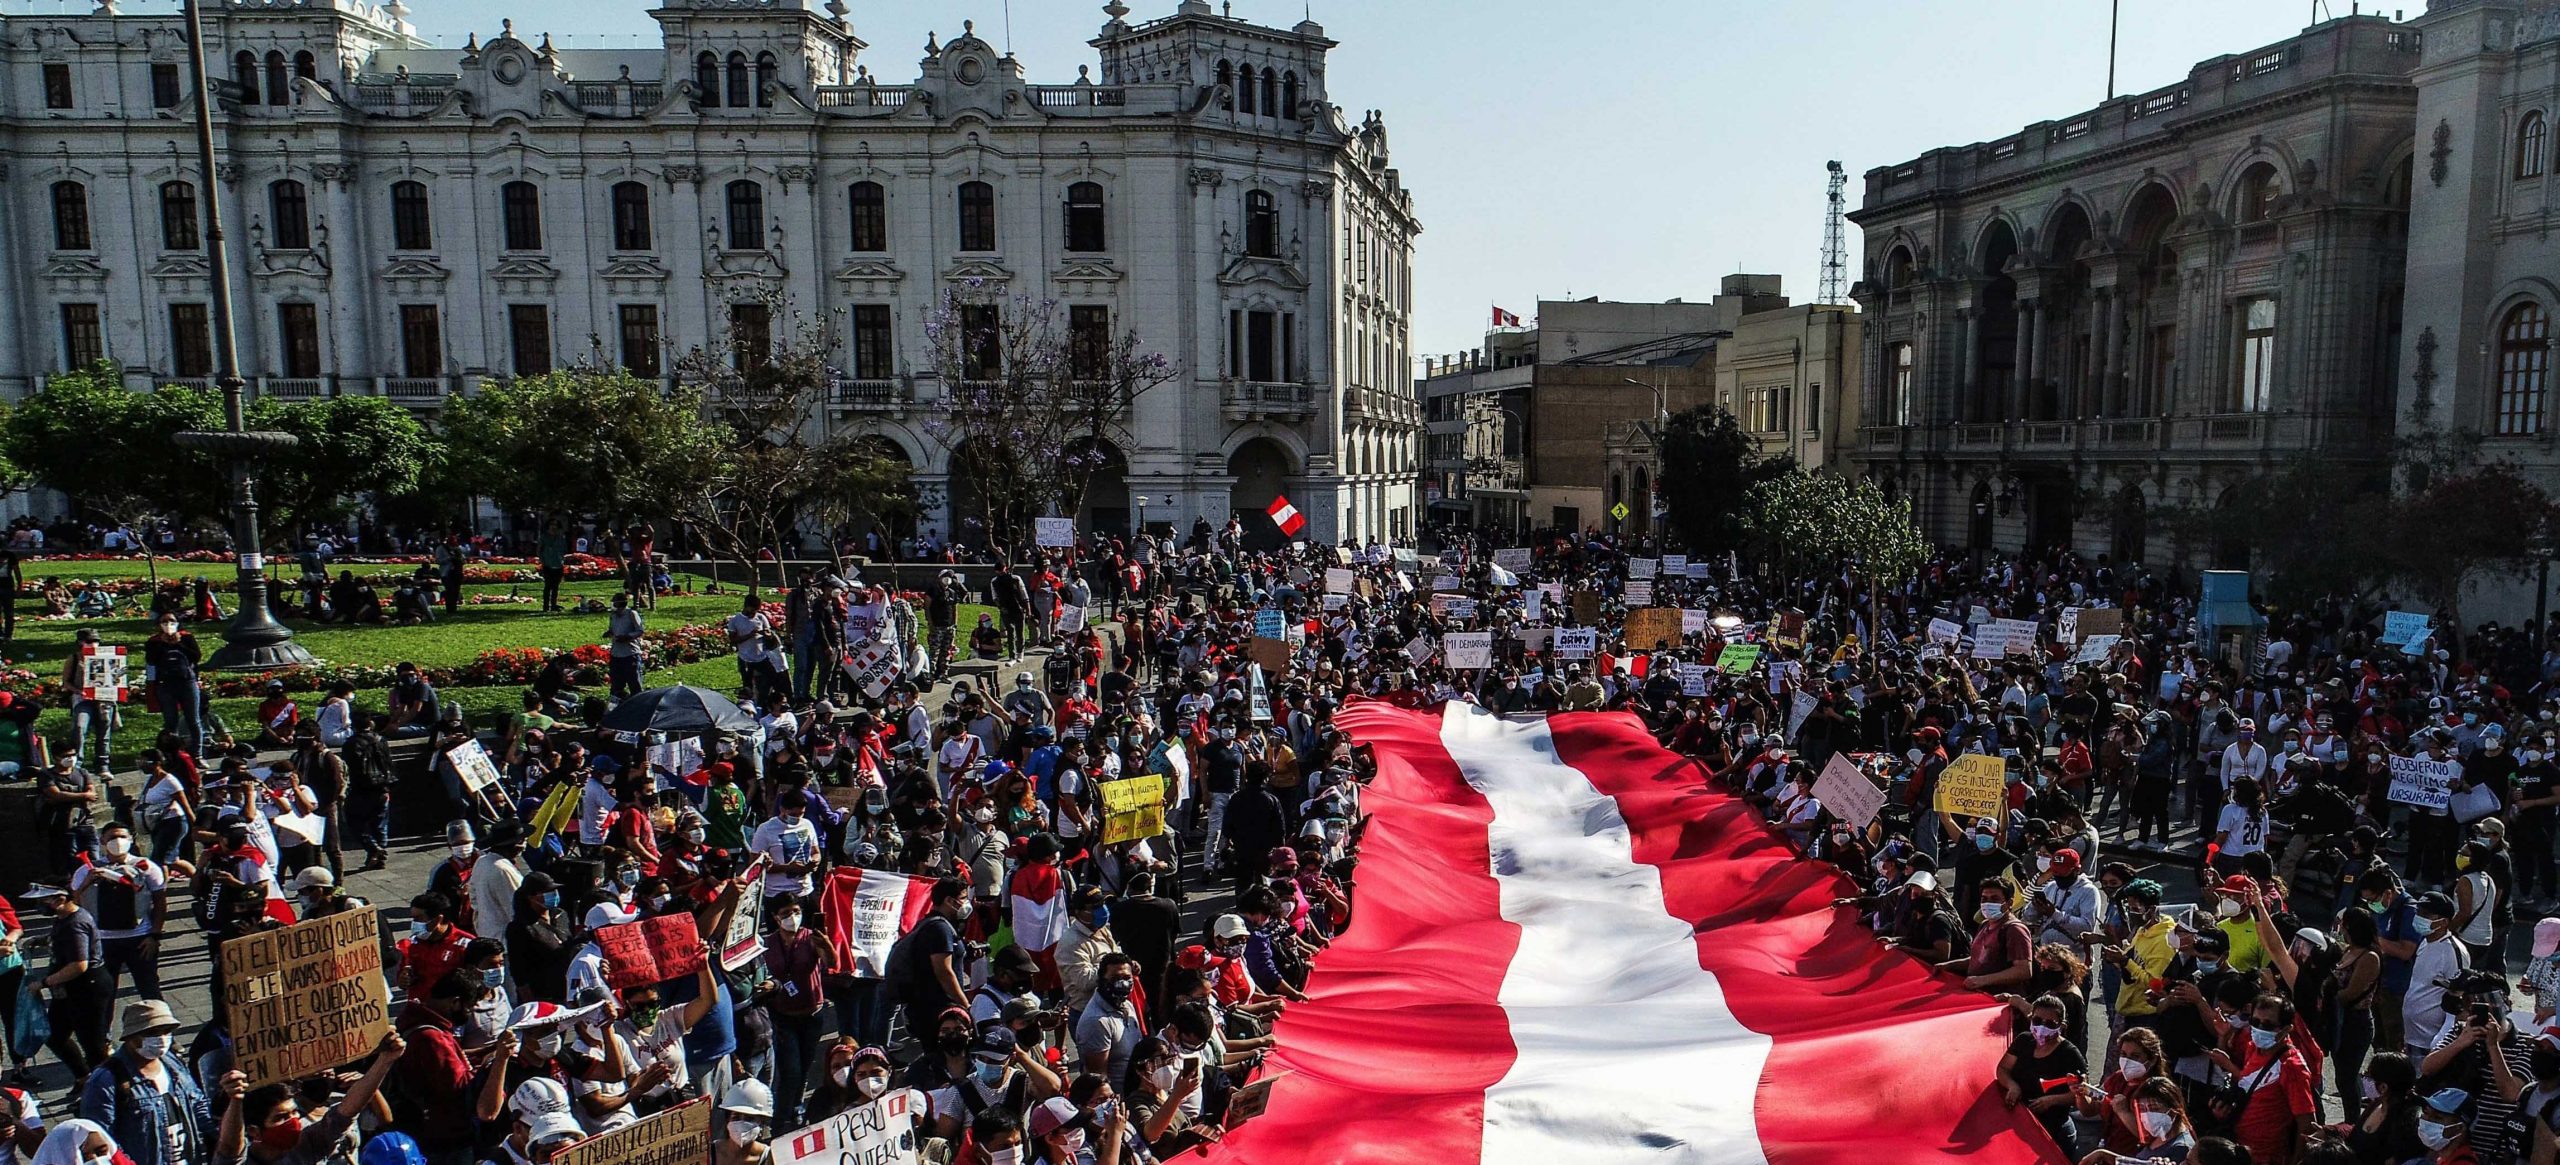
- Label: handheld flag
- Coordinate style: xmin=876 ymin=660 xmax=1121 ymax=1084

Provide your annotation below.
xmin=1266 ymin=495 xmax=1307 ymax=538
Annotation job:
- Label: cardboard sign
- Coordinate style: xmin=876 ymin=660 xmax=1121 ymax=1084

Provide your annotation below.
xmin=1324 ymin=568 xmax=1354 ymax=593
xmin=1624 ymin=607 xmax=1684 ymax=651
xmin=2387 ymin=754 xmax=2459 ymax=810
xmin=1443 ymin=597 xmax=1478 ymax=621
xmin=1512 ymin=627 xmax=1553 ymax=652
xmin=2381 ymin=610 xmax=2430 ymax=647
xmin=1926 ymin=618 xmax=1963 ymax=646
xmin=593 ymin=913 xmax=707 ymax=990
xmin=1228 ymin=1073 xmax=1284 ymax=1129
xmin=1058 ymin=603 xmax=1087 ymax=633
xmin=77 ymin=644 xmax=128 ymax=703
xmin=1682 ymin=609 xmax=1711 ymax=635
xmin=2073 ymin=634 xmax=2122 ymax=665
xmin=444 ymin=738 xmax=503 ymax=795
xmin=1247 ymin=636 xmax=1293 ymax=676
xmin=1034 ymin=517 xmax=1076 ymax=548
xmin=1677 ymin=663 xmax=1709 ymax=696
xmin=1715 ymin=644 xmax=1762 ymax=674
xmin=1968 ymin=605 xmax=1992 ymax=627
xmin=222 ymin=906 xmax=392 ymax=1088
xmin=1971 ymin=618 xmax=2039 ymax=659
xmin=843 ymin=642 xmax=901 ymax=700
xmin=1812 ymin=754 xmax=1886 ymax=830
xmin=1492 ymin=548 xmax=1532 ymax=573
xmin=1628 ymin=557 xmax=1658 ymax=579
xmin=556 ymin=1097 xmax=710 ymax=1165
xmin=1625 ymin=580 xmax=1654 ymax=607
xmin=1572 ymin=592 xmax=1604 ymax=626
xmin=1321 ymin=593 xmax=1348 ymax=612
xmin=1521 ymin=588 xmax=1543 ymax=622
xmin=1445 ymin=631 xmax=1494 ymax=670
xmin=1786 ymin=691 xmax=1819 ymax=740
xmin=775 ymin=1091 xmax=921 ymax=1165
xmin=1255 ymin=607 xmax=1287 ymax=638
xmin=1099 ymin=775 xmax=1168 ymax=845
xmin=1662 ymin=555 xmax=1688 ymax=575
xmin=2077 ymin=607 xmax=2124 ymax=639
xmin=1554 ymin=628 xmax=1597 ymax=659
xmin=721 ymin=888 xmax=764 ymax=971
xmin=1934 ymin=754 xmax=2008 ymax=821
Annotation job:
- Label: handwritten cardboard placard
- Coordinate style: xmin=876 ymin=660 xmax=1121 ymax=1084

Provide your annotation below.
xmin=1934 ymin=754 xmax=2008 ymax=821
xmin=556 ymin=1097 xmax=710 ymax=1165
xmin=1627 ymin=557 xmax=1658 ymax=579
xmin=1812 ymin=754 xmax=1887 ymax=830
xmin=2387 ymin=754 xmax=2459 ymax=810
xmin=1034 ymin=517 xmax=1076 ymax=549
xmin=445 ymin=738 xmax=503 ymax=794
xmin=1623 ymin=607 xmax=1684 ymax=651
xmin=594 ymin=913 xmax=707 ymax=991
xmin=775 ymin=1091 xmax=921 ymax=1165
xmin=1492 ymin=548 xmax=1533 ymax=573
xmin=1247 ymin=636 xmax=1293 ymax=676
xmin=1554 ymin=628 xmax=1597 ymax=659
xmin=1715 ymin=643 xmax=1763 ymax=674
xmin=222 ymin=906 xmax=391 ymax=1088
xmin=1098 ymin=776 xmax=1167 ymax=846
xmin=1444 ymin=631 xmax=1494 ymax=670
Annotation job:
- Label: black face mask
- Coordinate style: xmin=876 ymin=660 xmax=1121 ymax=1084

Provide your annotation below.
xmin=937 ymin=1030 xmax=972 ymax=1056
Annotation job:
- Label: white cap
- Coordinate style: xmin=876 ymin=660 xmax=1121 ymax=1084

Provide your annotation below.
xmin=719 ymin=1080 xmax=774 ymax=1118
xmin=287 ymin=867 xmax=335 ymax=892
xmin=1904 ymin=870 xmax=1938 ymax=892
xmin=525 ymin=1113 xmax=585 ymax=1148
xmin=1212 ymin=913 xmax=1249 ymax=939
xmin=509 ymin=1078 xmax=571 ymax=1121
xmin=584 ymin=902 xmax=638 ymax=931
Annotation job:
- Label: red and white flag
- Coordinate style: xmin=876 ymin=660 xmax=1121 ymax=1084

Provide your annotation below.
xmin=1205 ymin=701 xmax=2059 ymax=1165
xmin=1265 ymin=495 xmax=1307 ymax=538
xmin=814 ymin=868 xmax=936 ymax=979
xmin=1492 ymin=306 xmax=1522 ymax=328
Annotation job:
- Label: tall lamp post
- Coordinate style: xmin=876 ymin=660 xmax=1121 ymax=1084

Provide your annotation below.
xmin=176 ymin=0 xmax=312 ymax=670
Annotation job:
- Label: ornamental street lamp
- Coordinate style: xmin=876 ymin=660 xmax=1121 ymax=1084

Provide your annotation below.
xmin=178 ymin=0 xmax=313 ymax=670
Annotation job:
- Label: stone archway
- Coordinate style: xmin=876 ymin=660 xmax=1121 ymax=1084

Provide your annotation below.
xmin=1227 ymin=437 xmax=1296 ymax=551
xmin=1070 ymin=438 xmax=1131 ymax=538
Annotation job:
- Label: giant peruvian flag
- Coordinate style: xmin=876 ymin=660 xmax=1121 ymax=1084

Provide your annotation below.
xmin=814 ymin=868 xmax=937 ymax=979
xmin=1265 ymin=495 xmax=1307 ymax=538
xmin=1206 ymin=702 xmax=2060 ymax=1165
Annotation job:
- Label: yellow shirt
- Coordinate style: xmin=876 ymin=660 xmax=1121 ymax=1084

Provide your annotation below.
xmin=2115 ymin=917 xmax=2178 ymax=1016
xmin=2219 ymin=916 xmax=2269 ymax=975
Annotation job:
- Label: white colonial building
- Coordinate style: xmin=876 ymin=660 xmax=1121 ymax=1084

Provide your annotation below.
xmin=0 ymin=0 xmax=1421 ymax=546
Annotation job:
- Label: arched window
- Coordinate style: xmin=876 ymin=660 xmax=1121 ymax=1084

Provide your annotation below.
xmin=389 ymin=179 xmax=432 ymax=250
xmin=1883 ymin=245 xmax=1916 ymax=290
xmin=2498 ymin=301 xmax=2551 ymax=436
xmin=268 ymin=179 xmax=309 ymax=249
xmin=1283 ymin=70 xmax=1299 ymax=119
xmin=1260 ymin=69 xmax=1279 ymax=116
xmin=610 ymin=181 xmax=651 ymax=251
xmin=233 ymin=51 xmax=261 ymax=105
xmin=294 ymin=51 xmax=317 ymax=84
xmin=2236 ymin=162 xmax=2281 ymax=224
xmin=1237 ymin=65 xmax=1256 ymax=115
xmin=500 ymin=180 xmax=542 ymax=251
xmin=725 ymin=180 xmax=765 ymax=250
xmin=264 ymin=51 xmax=288 ymax=106
xmin=1245 ymin=189 xmax=1278 ymax=258
xmin=2520 ymin=111 xmax=2549 ymax=180
xmin=957 ymin=180 xmax=996 ymax=252
xmin=1216 ymin=60 xmax=1233 ymax=110
xmin=695 ymin=52 xmax=720 ymax=107
xmin=159 ymin=181 xmax=199 ymax=251
xmin=51 ymin=181 xmax=90 ymax=250
xmin=849 ymin=181 xmax=887 ymax=251
xmin=755 ymin=52 xmax=777 ymax=107
xmin=1064 ymin=181 xmax=1105 ymax=252
xmin=725 ymin=52 xmax=750 ymax=109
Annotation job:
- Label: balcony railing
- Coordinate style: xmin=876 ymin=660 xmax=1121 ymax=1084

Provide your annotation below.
xmin=1222 ymin=380 xmax=1313 ymax=418
xmin=260 ymin=377 xmax=326 ymax=400
xmin=814 ymin=86 xmax=912 ymax=109
xmin=1027 ymin=86 xmax=1127 ymax=108
xmin=831 ymin=379 xmax=909 ymax=410
xmin=382 ymin=376 xmax=446 ymax=401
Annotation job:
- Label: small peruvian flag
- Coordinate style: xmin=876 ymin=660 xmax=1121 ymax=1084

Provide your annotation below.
xmin=1266 ymin=495 xmax=1307 ymax=537
xmin=1492 ymin=306 xmax=1522 ymax=328
xmin=788 ymin=1128 xmax=828 ymax=1159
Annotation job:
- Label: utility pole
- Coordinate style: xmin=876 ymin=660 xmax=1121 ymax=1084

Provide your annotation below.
xmin=2106 ymin=0 xmax=2121 ymax=100
xmin=177 ymin=0 xmax=313 ymax=670
xmin=1819 ymin=161 xmax=1848 ymax=306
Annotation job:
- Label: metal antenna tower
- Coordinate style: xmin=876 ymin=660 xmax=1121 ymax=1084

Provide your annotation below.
xmin=1819 ymin=160 xmax=1848 ymax=305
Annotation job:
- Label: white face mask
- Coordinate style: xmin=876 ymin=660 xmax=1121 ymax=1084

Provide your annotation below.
xmin=452 ymin=844 xmax=477 ymax=863
xmin=2216 ymin=899 xmax=2243 ymax=919
xmin=1147 ymin=1063 xmax=1177 ymax=1092
xmin=104 ymin=837 xmax=131 ymax=858
xmin=2138 ymin=1110 xmax=2174 ymax=1141
xmin=727 ymin=1123 xmax=765 ymax=1146
xmin=856 ymin=1076 xmax=888 ymax=1099
xmin=138 ymin=1034 xmax=171 ymax=1061
xmin=987 ymin=1149 xmax=1023 ymax=1165
xmin=777 ymin=914 xmax=802 ymax=933
xmin=2118 ymin=1056 xmax=2147 ymax=1080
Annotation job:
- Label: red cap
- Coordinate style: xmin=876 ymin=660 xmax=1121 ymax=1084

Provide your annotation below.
xmin=2217 ymin=875 xmax=2256 ymax=895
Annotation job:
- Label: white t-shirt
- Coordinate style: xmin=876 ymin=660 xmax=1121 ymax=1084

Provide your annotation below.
xmin=470 ymin=852 xmax=524 ymax=940
xmin=727 ymin=613 xmax=776 ymax=666
xmin=578 ymin=776 xmax=617 ymax=847
xmin=751 ymin=817 xmax=822 ymax=897
xmin=612 ymin=1008 xmax=692 ymax=1100
xmin=2213 ymin=804 xmax=2269 ymax=857
xmin=565 ymin=944 xmax=611 ymax=1002
xmin=72 ymin=857 xmax=167 ymax=941
xmin=2221 ymin=742 xmax=2273 ymax=784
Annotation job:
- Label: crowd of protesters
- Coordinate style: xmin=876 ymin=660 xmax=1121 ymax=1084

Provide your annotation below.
xmin=10 ymin=510 xmax=2559 ymax=1165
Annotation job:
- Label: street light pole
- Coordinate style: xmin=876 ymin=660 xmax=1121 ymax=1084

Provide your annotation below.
xmin=176 ymin=0 xmax=312 ymax=670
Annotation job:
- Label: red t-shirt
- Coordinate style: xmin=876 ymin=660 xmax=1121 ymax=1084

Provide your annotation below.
xmin=2231 ymin=1044 xmax=2316 ymax=1165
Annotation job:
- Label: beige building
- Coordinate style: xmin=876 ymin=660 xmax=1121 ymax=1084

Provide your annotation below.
xmin=1710 ymin=288 xmax=1863 ymax=469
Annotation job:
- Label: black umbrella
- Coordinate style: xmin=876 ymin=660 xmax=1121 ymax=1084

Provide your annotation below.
xmin=600 ymin=684 xmax=758 ymax=738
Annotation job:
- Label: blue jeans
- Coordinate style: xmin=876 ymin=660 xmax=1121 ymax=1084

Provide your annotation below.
xmin=68 ymin=700 xmax=111 ymax=769
xmin=768 ymin=1009 xmax=823 ymax=1129
xmin=838 ymin=977 xmax=890 ymax=1048
xmin=791 ymin=634 xmax=820 ymax=702
xmin=156 ymin=680 xmax=203 ymax=757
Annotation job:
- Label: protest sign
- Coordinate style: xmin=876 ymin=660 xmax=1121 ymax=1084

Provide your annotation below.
xmin=1512 ymin=627 xmax=1553 ymax=652
xmin=1677 ymin=663 xmax=1709 ymax=696
xmin=1682 ymin=609 xmax=1711 ymax=635
xmin=1431 ymin=573 xmax=1461 ymax=592
xmin=1033 ymin=517 xmax=1075 ymax=548
xmin=1786 ymin=691 xmax=1819 ymax=740
xmin=1572 ymin=592 xmax=1604 ymax=626
xmin=1925 ymin=618 xmax=1963 ymax=646
xmin=2077 ymin=607 xmax=2124 ymax=639
xmin=2058 ymin=608 xmax=2080 ymax=645
xmin=1247 ymin=636 xmax=1293 ymax=675
xmin=1813 ymin=754 xmax=1887 ymax=830
xmin=721 ymin=889 xmax=764 ymax=971
xmin=2381 ymin=610 xmax=2431 ymax=648
xmin=444 ymin=738 xmax=503 ymax=795
xmin=830 ymin=869 xmax=937 ymax=978
xmin=1624 ymin=607 xmax=1683 ymax=650
xmin=2387 ymin=754 xmax=2459 ymax=810
xmin=1058 ymin=603 xmax=1088 ymax=632
xmin=1407 ymin=636 xmax=1440 ymax=667
xmin=2073 ymin=634 xmax=2122 ymax=665
xmin=1255 ymin=607 xmax=1287 ymax=638
xmin=1662 ymin=555 xmax=1688 ymax=575
xmin=1321 ymin=593 xmax=1347 ymax=612
xmin=1323 ymin=568 xmax=1354 ymax=593
xmin=1554 ymin=628 xmax=1597 ymax=659
xmin=843 ymin=642 xmax=900 ymax=700
xmin=1933 ymin=754 xmax=2008 ymax=821
xmin=556 ymin=1097 xmax=710 ymax=1165
xmin=1971 ymin=618 xmax=2039 ymax=659
xmin=594 ymin=913 xmax=707 ymax=990
xmin=1715 ymin=643 xmax=1763 ymax=673
xmin=1445 ymin=597 xmax=1478 ymax=620
xmin=1445 ymin=631 xmax=1494 ymax=670
xmin=271 ymin=810 xmax=327 ymax=847
xmin=1625 ymin=580 xmax=1654 ymax=607
xmin=76 ymin=644 xmax=128 ymax=703
xmin=775 ymin=1091 xmax=921 ymax=1165
xmin=1246 ymin=663 xmax=1273 ymax=723
xmin=1392 ymin=548 xmax=1418 ymax=571
xmin=1493 ymin=548 xmax=1533 ymax=573
xmin=222 ymin=906 xmax=392 ymax=1088
xmin=1628 ymin=557 xmax=1658 ymax=579
xmin=1099 ymin=776 xmax=1167 ymax=845
xmin=1686 ymin=561 xmax=1710 ymax=579
xmin=1521 ymin=588 xmax=1544 ymax=621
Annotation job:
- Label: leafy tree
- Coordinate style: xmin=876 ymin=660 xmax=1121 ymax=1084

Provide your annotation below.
xmin=920 ymin=284 xmax=1176 ymax=550
xmin=2386 ymin=462 xmax=2559 ymax=660
xmin=6 ymin=364 xmax=224 ymax=522
xmin=2160 ymin=453 xmax=2396 ymax=609
xmin=246 ymin=394 xmax=436 ymax=539
xmin=1654 ymin=404 xmax=1793 ymax=557
xmin=439 ymin=364 xmax=724 ymax=527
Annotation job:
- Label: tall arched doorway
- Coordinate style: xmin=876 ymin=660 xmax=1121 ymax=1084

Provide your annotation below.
xmin=2121 ymin=184 xmax=2181 ymax=418
xmin=946 ymin=436 xmax=1010 ymax=553
xmin=1227 ymin=438 xmax=1295 ymax=550
xmin=1070 ymin=439 xmax=1130 ymax=537
xmin=1975 ymin=222 xmax=2020 ymax=422
xmin=2110 ymin=487 xmax=2147 ymax=566
xmin=1969 ymin=481 xmax=1995 ymax=551
xmin=841 ymin=435 xmax=918 ymax=552
xmin=2040 ymin=203 xmax=2095 ymax=421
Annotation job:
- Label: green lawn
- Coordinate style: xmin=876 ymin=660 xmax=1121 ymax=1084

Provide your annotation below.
xmin=4 ymin=561 xmax=997 ymax=767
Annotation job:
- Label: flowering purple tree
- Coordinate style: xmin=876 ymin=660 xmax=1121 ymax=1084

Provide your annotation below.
xmin=921 ymin=282 xmax=1176 ymax=550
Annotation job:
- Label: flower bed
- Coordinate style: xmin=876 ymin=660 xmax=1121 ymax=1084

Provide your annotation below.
xmin=20 ymin=553 xmax=621 ymax=590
